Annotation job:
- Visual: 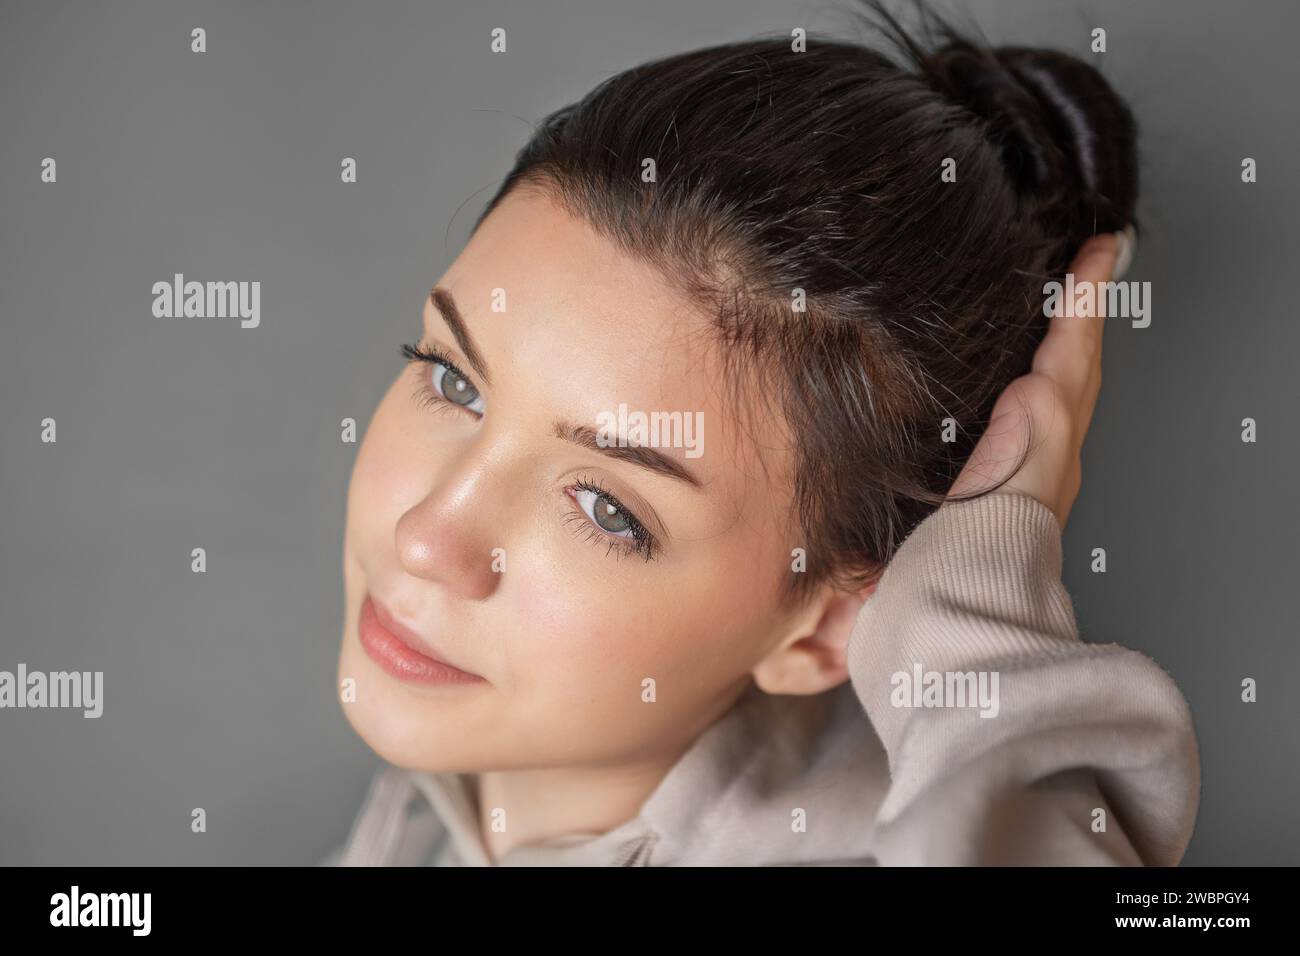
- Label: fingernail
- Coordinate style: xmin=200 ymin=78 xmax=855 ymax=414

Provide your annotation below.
xmin=1112 ymin=224 xmax=1137 ymax=280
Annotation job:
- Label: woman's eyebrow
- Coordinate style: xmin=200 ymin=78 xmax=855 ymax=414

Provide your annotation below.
xmin=430 ymin=285 xmax=702 ymax=490
xmin=429 ymin=286 xmax=492 ymax=387
xmin=553 ymin=422 xmax=703 ymax=489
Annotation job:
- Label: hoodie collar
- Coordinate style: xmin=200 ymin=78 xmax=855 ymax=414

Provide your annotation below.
xmin=408 ymin=679 xmax=885 ymax=866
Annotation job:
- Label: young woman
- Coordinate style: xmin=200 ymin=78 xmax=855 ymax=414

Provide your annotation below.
xmin=326 ymin=3 xmax=1198 ymax=866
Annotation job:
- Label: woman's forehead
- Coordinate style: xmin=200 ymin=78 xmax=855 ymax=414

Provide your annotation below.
xmin=429 ymin=190 xmax=797 ymax=515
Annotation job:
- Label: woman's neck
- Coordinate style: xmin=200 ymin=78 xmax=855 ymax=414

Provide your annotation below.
xmin=471 ymin=748 xmax=680 ymax=861
xmin=470 ymin=683 xmax=750 ymax=861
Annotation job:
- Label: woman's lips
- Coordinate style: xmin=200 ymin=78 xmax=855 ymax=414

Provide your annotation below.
xmin=358 ymin=595 xmax=485 ymax=686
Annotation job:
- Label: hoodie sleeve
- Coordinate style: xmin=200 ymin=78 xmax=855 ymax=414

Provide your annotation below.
xmin=845 ymin=490 xmax=1201 ymax=865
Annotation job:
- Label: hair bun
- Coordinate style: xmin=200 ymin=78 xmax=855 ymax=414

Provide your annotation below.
xmin=923 ymin=39 xmax=1137 ymax=236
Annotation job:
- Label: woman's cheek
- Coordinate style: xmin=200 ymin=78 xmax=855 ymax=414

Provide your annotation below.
xmin=512 ymin=575 xmax=662 ymax=690
xmin=513 ymin=597 xmax=697 ymax=755
xmin=353 ymin=416 xmax=437 ymax=532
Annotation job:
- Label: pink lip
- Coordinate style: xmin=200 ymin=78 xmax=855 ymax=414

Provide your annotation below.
xmin=358 ymin=595 xmax=485 ymax=686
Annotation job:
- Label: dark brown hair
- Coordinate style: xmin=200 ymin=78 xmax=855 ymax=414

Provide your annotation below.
xmin=472 ymin=0 xmax=1138 ymax=604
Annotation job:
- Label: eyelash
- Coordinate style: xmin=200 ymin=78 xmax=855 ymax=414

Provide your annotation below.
xmin=566 ymin=477 xmax=660 ymax=562
xmin=400 ymin=342 xmax=477 ymax=417
xmin=398 ymin=342 xmax=660 ymax=563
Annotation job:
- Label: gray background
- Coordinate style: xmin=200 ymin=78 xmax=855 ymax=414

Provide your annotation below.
xmin=1 ymin=0 xmax=1295 ymax=865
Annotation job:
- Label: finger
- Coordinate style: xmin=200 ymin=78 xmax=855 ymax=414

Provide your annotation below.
xmin=1033 ymin=232 xmax=1118 ymax=398
xmin=1068 ymin=231 xmax=1120 ymax=347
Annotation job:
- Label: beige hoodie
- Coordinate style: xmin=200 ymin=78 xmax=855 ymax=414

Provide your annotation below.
xmin=327 ymin=491 xmax=1201 ymax=866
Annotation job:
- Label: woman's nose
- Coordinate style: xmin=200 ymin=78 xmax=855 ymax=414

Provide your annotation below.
xmin=393 ymin=460 xmax=503 ymax=601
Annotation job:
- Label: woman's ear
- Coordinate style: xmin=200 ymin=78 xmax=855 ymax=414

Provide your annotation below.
xmin=751 ymin=577 xmax=878 ymax=696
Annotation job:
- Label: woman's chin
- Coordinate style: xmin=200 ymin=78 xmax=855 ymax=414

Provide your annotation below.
xmin=335 ymin=637 xmax=488 ymax=771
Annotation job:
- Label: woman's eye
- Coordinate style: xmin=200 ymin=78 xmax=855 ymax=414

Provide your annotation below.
xmin=568 ymin=483 xmax=658 ymax=561
xmin=431 ymin=362 xmax=485 ymax=414
xmin=574 ymin=487 xmax=634 ymax=536
xmin=400 ymin=342 xmax=486 ymax=418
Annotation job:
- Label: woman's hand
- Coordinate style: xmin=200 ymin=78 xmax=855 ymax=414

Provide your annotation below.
xmin=946 ymin=229 xmax=1131 ymax=532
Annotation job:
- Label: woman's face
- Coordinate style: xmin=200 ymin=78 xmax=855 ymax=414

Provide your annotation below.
xmin=338 ymin=187 xmax=835 ymax=774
